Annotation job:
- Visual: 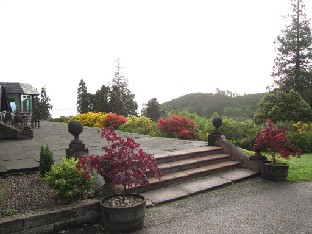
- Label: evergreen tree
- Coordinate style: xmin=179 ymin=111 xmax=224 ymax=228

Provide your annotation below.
xmin=87 ymin=93 xmax=96 ymax=113
xmin=272 ymin=0 xmax=312 ymax=106
xmin=142 ymin=98 xmax=162 ymax=121
xmin=109 ymin=85 xmax=124 ymax=115
xmin=109 ymin=59 xmax=138 ymax=115
xmin=77 ymin=79 xmax=89 ymax=113
xmin=36 ymin=86 xmax=53 ymax=120
xmin=94 ymin=85 xmax=110 ymax=113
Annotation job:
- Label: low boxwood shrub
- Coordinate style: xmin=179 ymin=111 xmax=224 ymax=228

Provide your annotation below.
xmin=39 ymin=145 xmax=54 ymax=176
xmin=44 ymin=157 xmax=95 ymax=199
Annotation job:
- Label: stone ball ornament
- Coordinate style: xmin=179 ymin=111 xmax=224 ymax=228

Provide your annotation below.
xmin=68 ymin=119 xmax=83 ymax=143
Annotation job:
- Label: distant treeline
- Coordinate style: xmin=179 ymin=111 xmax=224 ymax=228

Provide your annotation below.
xmin=160 ymin=91 xmax=264 ymax=120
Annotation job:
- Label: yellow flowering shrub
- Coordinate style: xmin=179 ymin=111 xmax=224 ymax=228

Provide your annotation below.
xmin=119 ymin=115 xmax=158 ymax=135
xmin=68 ymin=112 xmax=107 ymax=127
xmin=293 ymin=121 xmax=312 ymax=132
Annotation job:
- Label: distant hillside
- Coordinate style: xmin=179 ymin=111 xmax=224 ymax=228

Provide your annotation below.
xmin=160 ymin=92 xmax=264 ymax=120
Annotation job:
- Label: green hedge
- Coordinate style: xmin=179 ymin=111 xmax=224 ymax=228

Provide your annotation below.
xmin=287 ymin=131 xmax=312 ymax=153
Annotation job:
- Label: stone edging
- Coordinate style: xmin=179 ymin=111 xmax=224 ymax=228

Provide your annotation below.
xmin=0 ymin=198 xmax=101 ymax=234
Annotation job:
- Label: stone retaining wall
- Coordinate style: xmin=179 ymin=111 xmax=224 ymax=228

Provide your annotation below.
xmin=0 ymin=198 xmax=101 ymax=234
xmin=218 ymin=136 xmax=261 ymax=172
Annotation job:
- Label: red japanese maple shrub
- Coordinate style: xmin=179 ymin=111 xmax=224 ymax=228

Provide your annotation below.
xmin=102 ymin=113 xmax=127 ymax=129
xmin=157 ymin=114 xmax=198 ymax=140
xmin=77 ymin=126 xmax=161 ymax=202
xmin=253 ymin=119 xmax=302 ymax=164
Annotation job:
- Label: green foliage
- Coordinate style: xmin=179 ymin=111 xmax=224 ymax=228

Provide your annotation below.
xmin=77 ymin=79 xmax=89 ymax=114
xmin=39 ymin=145 xmax=54 ymax=176
xmin=50 ymin=115 xmax=73 ymax=123
xmin=94 ymin=85 xmax=110 ymax=113
xmin=287 ymin=131 xmax=312 ymax=153
xmin=44 ymin=157 xmax=95 ymax=199
xmin=33 ymin=86 xmax=53 ymax=120
xmin=109 ymin=59 xmax=138 ymax=116
xmin=254 ymin=89 xmax=312 ymax=124
xmin=272 ymin=0 xmax=312 ymax=106
xmin=160 ymin=92 xmax=263 ymax=120
xmin=141 ymin=98 xmax=163 ymax=121
xmin=220 ymin=117 xmax=259 ymax=150
xmin=0 ymin=208 xmax=18 ymax=217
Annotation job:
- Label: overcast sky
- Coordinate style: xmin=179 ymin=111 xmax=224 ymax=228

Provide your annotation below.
xmin=1 ymin=0 xmax=312 ymax=118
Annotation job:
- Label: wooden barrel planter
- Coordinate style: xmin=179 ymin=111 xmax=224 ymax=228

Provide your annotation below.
xmin=261 ymin=161 xmax=289 ymax=181
xmin=100 ymin=193 xmax=146 ymax=233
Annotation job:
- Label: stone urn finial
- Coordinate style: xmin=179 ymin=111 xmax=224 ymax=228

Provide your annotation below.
xmin=212 ymin=117 xmax=222 ymax=130
xmin=68 ymin=119 xmax=83 ymax=143
xmin=66 ymin=119 xmax=89 ymax=158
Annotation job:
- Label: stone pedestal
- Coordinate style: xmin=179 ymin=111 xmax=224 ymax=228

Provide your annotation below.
xmin=208 ymin=117 xmax=223 ymax=146
xmin=208 ymin=131 xmax=223 ymax=146
xmin=66 ymin=120 xmax=89 ymax=158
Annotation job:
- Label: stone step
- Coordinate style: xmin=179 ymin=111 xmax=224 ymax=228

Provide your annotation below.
xmin=129 ymin=160 xmax=242 ymax=193
xmin=154 ymin=146 xmax=223 ymax=164
xmin=156 ymin=153 xmax=231 ymax=175
xmin=141 ymin=168 xmax=259 ymax=207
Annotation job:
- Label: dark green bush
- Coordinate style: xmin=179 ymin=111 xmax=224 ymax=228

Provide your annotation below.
xmin=287 ymin=131 xmax=312 ymax=153
xmin=219 ymin=117 xmax=259 ymax=150
xmin=44 ymin=157 xmax=95 ymax=199
xmin=39 ymin=145 xmax=54 ymax=176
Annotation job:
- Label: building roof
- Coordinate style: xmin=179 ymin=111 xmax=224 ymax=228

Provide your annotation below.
xmin=0 ymin=82 xmax=39 ymax=95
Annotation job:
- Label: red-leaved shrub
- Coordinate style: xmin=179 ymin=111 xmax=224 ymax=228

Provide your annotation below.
xmin=102 ymin=113 xmax=127 ymax=129
xmin=77 ymin=126 xmax=161 ymax=202
xmin=253 ymin=119 xmax=302 ymax=164
xmin=157 ymin=114 xmax=198 ymax=140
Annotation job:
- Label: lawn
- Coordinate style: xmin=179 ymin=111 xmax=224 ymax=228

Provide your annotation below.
xmin=287 ymin=154 xmax=312 ymax=182
xmin=241 ymin=148 xmax=312 ymax=182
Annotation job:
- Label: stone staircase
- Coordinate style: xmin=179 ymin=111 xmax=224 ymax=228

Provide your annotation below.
xmin=127 ymin=146 xmax=259 ymax=206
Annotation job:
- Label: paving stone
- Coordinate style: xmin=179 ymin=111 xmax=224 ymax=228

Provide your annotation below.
xmin=218 ymin=168 xmax=258 ymax=181
xmin=141 ymin=186 xmax=189 ymax=205
xmin=176 ymin=175 xmax=232 ymax=194
xmin=4 ymin=158 xmax=38 ymax=171
xmin=0 ymin=163 xmax=7 ymax=173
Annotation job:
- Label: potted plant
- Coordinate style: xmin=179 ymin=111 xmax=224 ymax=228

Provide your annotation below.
xmin=253 ymin=119 xmax=302 ymax=181
xmin=77 ymin=126 xmax=161 ymax=233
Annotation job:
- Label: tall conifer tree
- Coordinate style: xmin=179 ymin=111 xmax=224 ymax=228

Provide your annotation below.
xmin=272 ymin=0 xmax=312 ymax=106
xmin=77 ymin=79 xmax=89 ymax=113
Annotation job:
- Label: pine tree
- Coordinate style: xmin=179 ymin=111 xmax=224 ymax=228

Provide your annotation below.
xmin=109 ymin=59 xmax=138 ymax=115
xmin=36 ymin=87 xmax=53 ymax=120
xmin=77 ymin=79 xmax=89 ymax=113
xmin=94 ymin=85 xmax=110 ymax=113
xmin=272 ymin=0 xmax=312 ymax=106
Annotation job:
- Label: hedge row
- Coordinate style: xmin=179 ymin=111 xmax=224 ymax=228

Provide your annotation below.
xmin=65 ymin=111 xmax=312 ymax=153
